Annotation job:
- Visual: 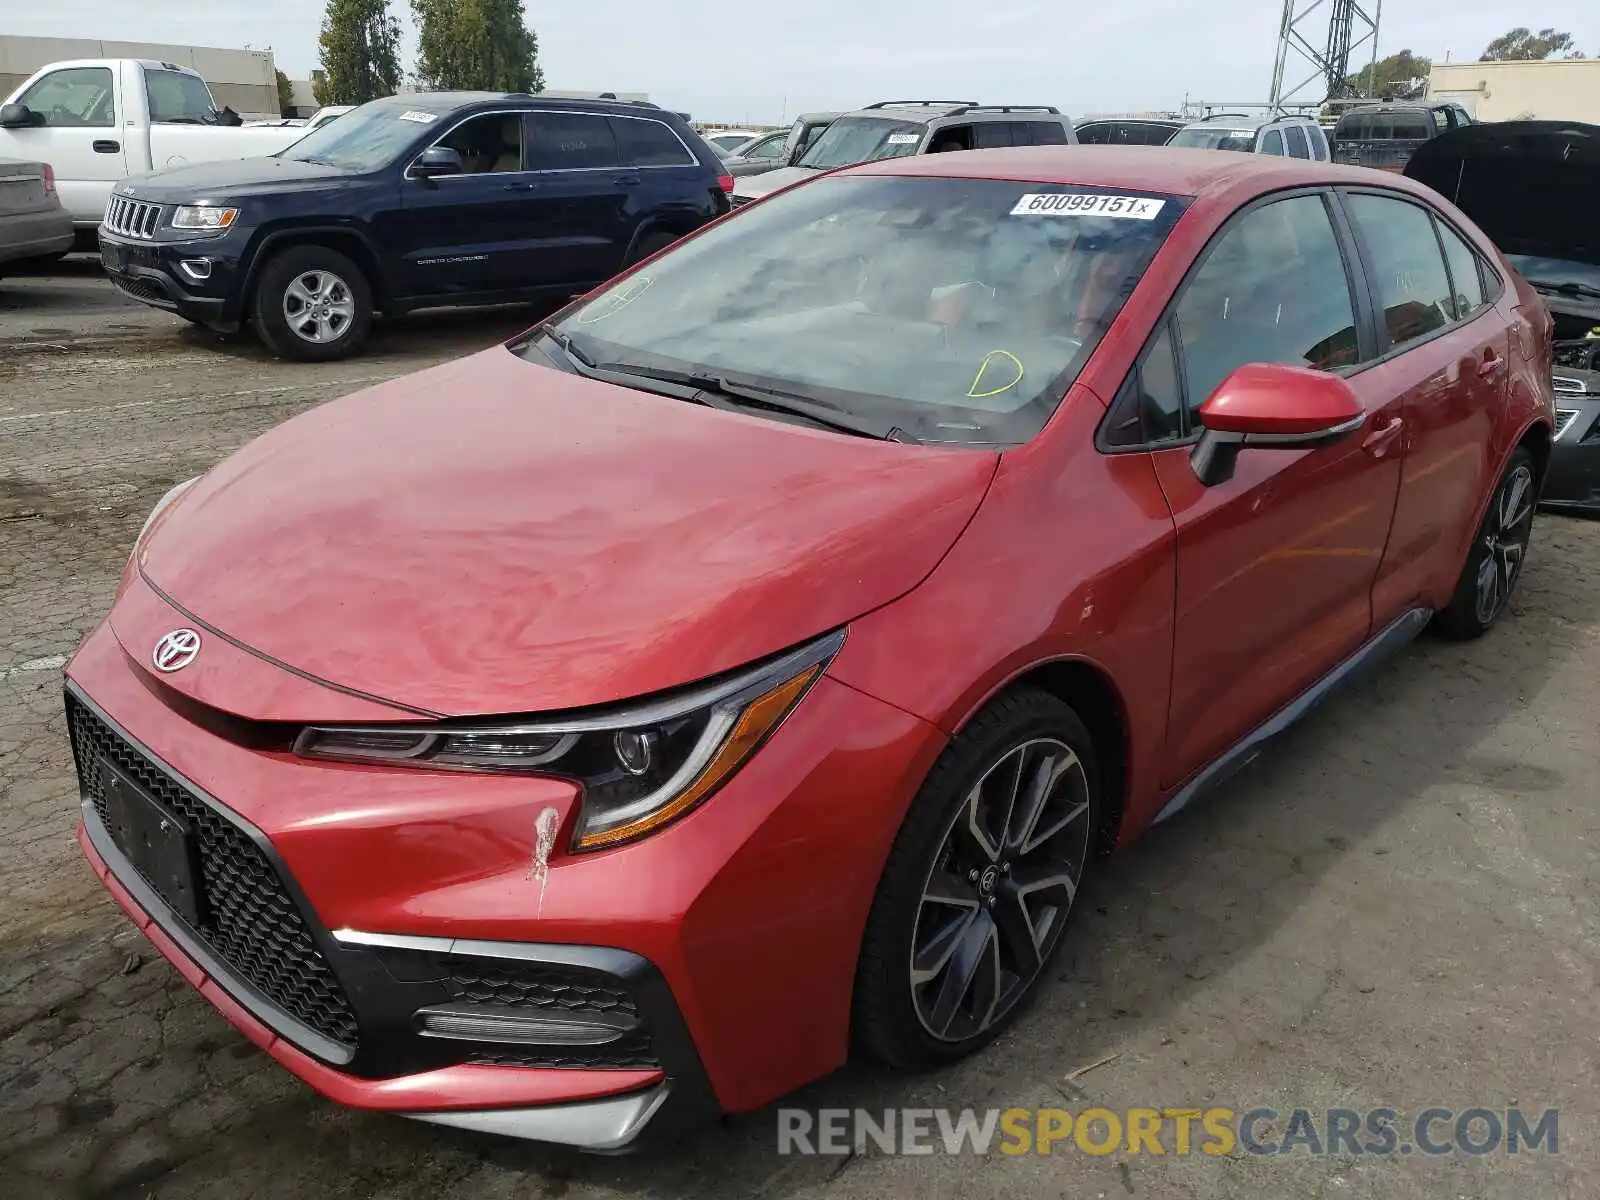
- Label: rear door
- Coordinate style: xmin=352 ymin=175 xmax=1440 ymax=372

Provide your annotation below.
xmin=1339 ymin=188 xmax=1510 ymax=620
xmin=611 ymin=113 xmax=710 ymax=255
xmin=2 ymin=64 xmax=124 ymax=224
xmin=520 ymin=109 xmax=636 ymax=287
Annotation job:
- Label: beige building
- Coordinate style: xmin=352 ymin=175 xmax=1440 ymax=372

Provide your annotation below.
xmin=0 ymin=34 xmax=279 ymax=118
xmin=1428 ymin=58 xmax=1600 ymax=123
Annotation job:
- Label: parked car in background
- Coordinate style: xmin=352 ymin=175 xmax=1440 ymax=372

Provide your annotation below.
xmin=1405 ymin=118 xmax=1600 ymax=512
xmin=0 ymin=157 xmax=74 ymax=277
xmin=1331 ymin=101 xmax=1473 ymax=172
xmin=722 ymin=129 xmax=791 ymax=177
xmin=702 ymin=128 xmax=764 ymax=154
xmin=1167 ymin=113 xmax=1330 ymax=159
xmin=98 ymin=94 xmax=733 ymax=361
xmin=732 ymin=101 xmax=1075 ymax=206
xmin=65 ymin=145 xmax=1553 ymax=1152
xmin=0 ymin=59 xmax=308 ymax=242
xmin=302 ymin=105 xmax=354 ymax=133
xmin=778 ymin=111 xmax=841 ymax=168
xmin=1074 ymin=117 xmax=1184 ymax=146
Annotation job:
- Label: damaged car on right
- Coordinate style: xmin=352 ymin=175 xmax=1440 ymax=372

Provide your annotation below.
xmin=1406 ymin=119 xmax=1600 ymax=513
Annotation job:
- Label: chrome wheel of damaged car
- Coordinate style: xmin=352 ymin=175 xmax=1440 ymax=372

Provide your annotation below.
xmin=910 ymin=736 xmax=1092 ymax=1042
xmin=1474 ymin=462 xmax=1535 ymax=625
xmin=282 ymin=269 xmax=356 ymax=344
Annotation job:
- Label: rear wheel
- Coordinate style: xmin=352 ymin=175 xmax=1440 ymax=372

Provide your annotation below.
xmin=852 ymin=689 xmax=1099 ymax=1069
xmin=625 ymin=230 xmax=678 ymax=267
xmin=1434 ymin=446 xmax=1536 ymax=640
xmin=253 ymin=245 xmax=372 ymax=362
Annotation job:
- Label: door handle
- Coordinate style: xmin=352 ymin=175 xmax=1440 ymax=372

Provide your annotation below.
xmin=1477 ymin=352 xmax=1504 ymax=379
xmin=1361 ymin=415 xmax=1404 ymax=459
xmin=93 ymin=140 xmax=120 ymax=154
xmin=500 ymin=180 xmax=539 ymax=192
xmin=615 ymin=174 xmax=642 ymax=186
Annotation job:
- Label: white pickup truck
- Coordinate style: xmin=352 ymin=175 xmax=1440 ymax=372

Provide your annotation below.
xmin=0 ymin=58 xmax=309 ymax=237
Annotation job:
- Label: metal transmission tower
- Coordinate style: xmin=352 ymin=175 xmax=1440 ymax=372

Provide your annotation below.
xmin=1268 ymin=0 xmax=1382 ymax=111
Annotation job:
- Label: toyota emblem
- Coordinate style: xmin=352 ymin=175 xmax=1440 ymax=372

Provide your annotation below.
xmin=152 ymin=628 xmax=202 ymax=673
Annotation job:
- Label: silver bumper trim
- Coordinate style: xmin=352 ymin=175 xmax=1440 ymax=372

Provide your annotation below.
xmin=405 ymin=1082 xmax=671 ymax=1149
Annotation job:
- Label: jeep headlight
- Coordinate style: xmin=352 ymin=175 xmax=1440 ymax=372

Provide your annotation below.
xmin=171 ymin=204 xmax=239 ymax=231
xmin=294 ymin=629 xmax=844 ymax=850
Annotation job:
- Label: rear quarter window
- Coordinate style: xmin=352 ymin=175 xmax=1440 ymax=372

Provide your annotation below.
xmin=613 ymin=116 xmax=695 ymax=166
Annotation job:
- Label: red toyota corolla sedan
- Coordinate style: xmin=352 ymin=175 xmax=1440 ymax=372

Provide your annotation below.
xmin=65 ymin=147 xmax=1555 ymax=1151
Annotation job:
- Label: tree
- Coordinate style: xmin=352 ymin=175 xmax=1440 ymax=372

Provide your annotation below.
xmin=1342 ymin=50 xmax=1432 ymax=98
xmin=315 ymin=0 xmax=403 ymax=106
xmin=1480 ymin=27 xmax=1582 ymax=61
xmin=412 ymin=0 xmax=544 ymax=93
xmin=275 ymin=69 xmax=295 ymax=117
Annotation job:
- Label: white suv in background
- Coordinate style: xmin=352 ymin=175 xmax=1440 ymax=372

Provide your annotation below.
xmin=1168 ymin=113 xmax=1331 ymax=160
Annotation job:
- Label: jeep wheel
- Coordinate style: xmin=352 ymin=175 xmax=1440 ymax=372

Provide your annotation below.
xmin=253 ymin=245 xmax=372 ymax=362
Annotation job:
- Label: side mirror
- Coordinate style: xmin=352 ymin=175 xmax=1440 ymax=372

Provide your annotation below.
xmin=411 ymin=145 xmax=463 ymax=179
xmin=1190 ymin=362 xmax=1366 ymax=487
xmin=0 ymin=103 xmax=39 ymax=128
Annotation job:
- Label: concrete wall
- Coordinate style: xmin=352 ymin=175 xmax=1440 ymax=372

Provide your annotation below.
xmin=0 ymin=34 xmax=279 ymax=118
xmin=1429 ymin=59 xmax=1600 ymax=123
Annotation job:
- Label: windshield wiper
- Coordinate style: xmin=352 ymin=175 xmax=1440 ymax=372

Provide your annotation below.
xmin=1530 ymin=280 xmax=1600 ymax=300
xmin=535 ymin=326 xmax=711 ymax=404
xmin=586 ymin=360 xmax=915 ymax=442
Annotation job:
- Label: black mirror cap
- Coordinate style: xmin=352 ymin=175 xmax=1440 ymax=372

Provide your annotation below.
xmin=413 ymin=146 xmax=464 ymax=177
xmin=0 ymin=103 xmax=40 ymax=128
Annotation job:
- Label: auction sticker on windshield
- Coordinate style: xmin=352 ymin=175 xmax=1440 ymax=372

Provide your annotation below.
xmin=399 ymin=110 xmax=439 ymax=124
xmin=1010 ymin=193 xmax=1165 ymax=219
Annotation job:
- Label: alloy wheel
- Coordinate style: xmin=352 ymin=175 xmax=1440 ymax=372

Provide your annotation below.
xmin=282 ymin=270 xmax=356 ymax=344
xmin=909 ymin=737 xmax=1092 ymax=1042
xmin=1474 ymin=463 xmax=1535 ymax=625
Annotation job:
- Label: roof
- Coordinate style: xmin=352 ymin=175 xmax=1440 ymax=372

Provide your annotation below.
xmin=371 ymin=91 xmax=677 ymax=117
xmin=842 ymin=144 xmax=1442 ymax=202
xmin=1180 ymin=112 xmax=1319 ymax=132
xmin=838 ymin=101 xmax=1065 ymax=125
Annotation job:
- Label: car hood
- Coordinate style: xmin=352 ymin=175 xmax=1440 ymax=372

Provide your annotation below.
xmin=1404 ymin=120 xmax=1600 ymax=267
xmin=135 ymin=347 xmax=997 ymax=718
xmin=119 ymin=154 xmax=355 ymax=200
xmin=732 ymin=166 xmax=819 ymax=200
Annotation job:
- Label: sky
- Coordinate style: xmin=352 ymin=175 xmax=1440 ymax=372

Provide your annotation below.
xmin=7 ymin=1 xmax=1599 ymax=124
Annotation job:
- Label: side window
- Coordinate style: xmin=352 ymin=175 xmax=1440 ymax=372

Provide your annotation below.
xmin=614 ymin=117 xmax=693 ymax=166
xmin=440 ymin=113 xmax=525 ymax=174
xmin=17 ymin=66 xmax=114 ymax=128
xmin=1436 ymin=220 xmax=1488 ymax=319
xmin=1309 ymin=124 xmax=1331 ymax=160
xmin=749 ymin=133 xmax=785 ymax=159
xmin=1026 ymin=120 xmax=1069 ymax=145
xmin=1173 ymin=195 xmax=1360 ymax=413
xmin=1346 ymin=193 xmax=1455 ymax=350
xmin=526 ymin=111 xmax=618 ymax=170
xmin=972 ymin=122 xmax=1013 ymax=150
xmin=1075 ymin=122 xmax=1110 ymax=145
xmin=1261 ymin=128 xmax=1286 ymax=155
xmin=1430 ymin=108 xmax=1450 ymax=133
xmin=1104 ymin=322 xmax=1185 ymax=447
xmin=144 ymin=70 xmax=216 ymax=124
xmin=1284 ymin=125 xmax=1309 ymax=158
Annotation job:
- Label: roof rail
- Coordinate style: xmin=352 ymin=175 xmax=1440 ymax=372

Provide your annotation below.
xmin=946 ymin=104 xmax=1061 ymax=116
xmin=1200 ymin=112 xmax=1255 ymax=122
xmin=863 ymin=99 xmax=978 ymax=109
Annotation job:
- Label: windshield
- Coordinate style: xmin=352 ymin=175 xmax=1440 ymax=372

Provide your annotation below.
xmin=281 ymin=100 xmax=442 ymax=170
xmin=1169 ymin=126 xmax=1257 ymax=152
xmin=797 ymin=117 xmax=925 ymax=169
xmin=1506 ymin=254 xmax=1600 ymax=289
xmin=535 ymin=176 xmax=1186 ymax=446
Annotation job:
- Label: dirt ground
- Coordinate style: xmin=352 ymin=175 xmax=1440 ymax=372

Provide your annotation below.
xmin=2 ymin=265 xmax=1597 ymax=1200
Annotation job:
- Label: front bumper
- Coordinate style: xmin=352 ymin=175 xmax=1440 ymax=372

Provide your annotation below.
xmin=1544 ymin=345 xmax=1600 ymax=514
xmin=98 ymin=229 xmax=243 ymax=328
xmin=64 ymin=613 xmax=943 ymax=1144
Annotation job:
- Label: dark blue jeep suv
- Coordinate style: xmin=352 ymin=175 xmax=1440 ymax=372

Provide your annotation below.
xmin=98 ymin=93 xmax=734 ymax=360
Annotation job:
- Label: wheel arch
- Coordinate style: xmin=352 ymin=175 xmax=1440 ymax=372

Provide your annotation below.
xmin=952 ymin=657 xmax=1131 ymax=857
xmin=243 ymin=227 xmax=389 ymax=315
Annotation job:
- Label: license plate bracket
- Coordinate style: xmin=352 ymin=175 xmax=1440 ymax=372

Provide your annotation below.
xmin=100 ymin=242 xmax=122 ymax=271
xmin=99 ymin=757 xmax=206 ymax=927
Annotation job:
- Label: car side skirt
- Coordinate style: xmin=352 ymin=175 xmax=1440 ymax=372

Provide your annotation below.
xmin=1153 ymin=606 xmax=1432 ymax=824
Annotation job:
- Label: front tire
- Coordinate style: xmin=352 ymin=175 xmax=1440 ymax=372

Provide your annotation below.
xmin=1434 ymin=446 xmax=1537 ymax=640
xmin=253 ymin=245 xmax=372 ymax=362
xmin=852 ymin=689 xmax=1100 ymax=1069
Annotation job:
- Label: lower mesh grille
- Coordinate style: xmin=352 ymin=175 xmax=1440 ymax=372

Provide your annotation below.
xmin=68 ymin=695 xmax=361 ymax=1050
xmin=449 ymin=959 xmax=659 ymax=1068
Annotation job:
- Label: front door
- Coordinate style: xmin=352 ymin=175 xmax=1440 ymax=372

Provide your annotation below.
xmin=394 ymin=111 xmax=542 ymax=299
xmin=6 ymin=64 xmax=126 ymax=224
xmin=1147 ymin=191 xmax=1405 ymax=787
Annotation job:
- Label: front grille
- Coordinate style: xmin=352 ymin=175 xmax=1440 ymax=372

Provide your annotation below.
xmin=449 ymin=959 xmax=659 ymax=1069
xmin=1555 ymin=409 xmax=1582 ymax=440
xmin=110 ymin=275 xmax=167 ymax=305
xmin=104 ymin=195 xmax=163 ymax=239
xmin=68 ymin=696 xmax=360 ymax=1049
xmin=1553 ymin=377 xmax=1585 ymax=395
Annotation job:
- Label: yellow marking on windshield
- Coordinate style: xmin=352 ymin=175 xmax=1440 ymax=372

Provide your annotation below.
xmin=967 ymin=350 xmax=1025 ymax=398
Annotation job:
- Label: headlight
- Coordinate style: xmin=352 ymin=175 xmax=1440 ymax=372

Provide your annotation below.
xmin=294 ymin=629 xmax=845 ymax=850
xmin=171 ymin=204 xmax=239 ymax=231
xmin=135 ymin=476 xmax=199 ymax=550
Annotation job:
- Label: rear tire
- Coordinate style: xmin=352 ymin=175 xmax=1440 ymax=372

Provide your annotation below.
xmin=851 ymin=688 xmax=1100 ymax=1070
xmin=1434 ymin=446 xmax=1537 ymax=640
xmin=625 ymin=230 xmax=678 ymax=267
xmin=253 ymin=245 xmax=372 ymax=362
